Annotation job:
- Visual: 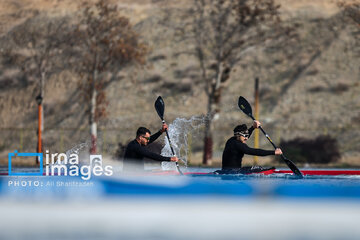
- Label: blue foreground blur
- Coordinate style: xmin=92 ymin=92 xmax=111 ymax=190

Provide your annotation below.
xmin=1 ymin=172 xmax=360 ymax=240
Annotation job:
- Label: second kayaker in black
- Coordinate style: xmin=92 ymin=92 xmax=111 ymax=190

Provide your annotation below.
xmin=221 ymin=121 xmax=282 ymax=170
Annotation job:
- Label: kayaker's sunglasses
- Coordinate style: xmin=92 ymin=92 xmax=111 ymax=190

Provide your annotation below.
xmin=141 ymin=136 xmax=150 ymax=141
xmin=235 ymin=132 xmax=249 ymax=138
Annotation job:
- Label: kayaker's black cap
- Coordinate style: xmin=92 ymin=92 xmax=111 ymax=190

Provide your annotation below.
xmin=234 ymin=124 xmax=247 ymax=133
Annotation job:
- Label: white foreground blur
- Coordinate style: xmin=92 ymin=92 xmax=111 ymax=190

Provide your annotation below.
xmin=0 ymin=198 xmax=360 ymax=240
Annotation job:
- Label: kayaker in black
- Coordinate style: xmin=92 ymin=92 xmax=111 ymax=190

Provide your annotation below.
xmin=218 ymin=121 xmax=282 ymax=174
xmin=123 ymin=124 xmax=178 ymax=171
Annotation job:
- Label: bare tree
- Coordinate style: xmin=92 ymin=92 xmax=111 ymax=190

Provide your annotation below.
xmin=166 ymin=0 xmax=281 ymax=164
xmin=4 ymin=14 xmax=71 ymax=158
xmin=74 ymin=0 xmax=147 ymax=154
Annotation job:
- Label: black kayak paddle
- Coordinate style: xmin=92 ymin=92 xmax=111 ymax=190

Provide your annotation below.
xmin=154 ymin=96 xmax=183 ymax=175
xmin=238 ymin=96 xmax=303 ymax=178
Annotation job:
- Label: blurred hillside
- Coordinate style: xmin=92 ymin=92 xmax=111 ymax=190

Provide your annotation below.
xmin=0 ymin=0 xmax=359 ymax=167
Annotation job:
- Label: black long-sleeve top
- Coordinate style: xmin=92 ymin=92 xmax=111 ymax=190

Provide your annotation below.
xmin=123 ymin=131 xmax=171 ymax=171
xmin=222 ymin=127 xmax=275 ymax=169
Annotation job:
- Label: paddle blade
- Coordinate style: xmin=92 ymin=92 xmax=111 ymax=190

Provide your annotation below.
xmin=282 ymin=156 xmax=303 ymax=178
xmin=154 ymin=96 xmax=165 ymax=120
xmin=238 ymin=96 xmax=253 ymax=117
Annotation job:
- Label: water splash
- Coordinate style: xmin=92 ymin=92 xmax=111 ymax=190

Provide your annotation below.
xmin=161 ymin=115 xmax=206 ymax=170
xmin=66 ymin=141 xmax=90 ymax=157
xmin=53 ymin=140 xmax=91 ymax=165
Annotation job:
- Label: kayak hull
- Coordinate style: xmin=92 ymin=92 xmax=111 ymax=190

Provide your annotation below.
xmin=148 ymin=169 xmax=360 ymax=176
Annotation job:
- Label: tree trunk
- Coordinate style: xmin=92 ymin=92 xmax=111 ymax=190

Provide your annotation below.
xmin=90 ymin=82 xmax=97 ymax=154
xmin=202 ymin=62 xmax=228 ymax=165
xmin=202 ymin=118 xmax=213 ymax=165
xmin=36 ymin=72 xmax=45 ymax=164
xmin=90 ymin=69 xmax=98 ymax=154
xmin=202 ymin=92 xmax=214 ymax=165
